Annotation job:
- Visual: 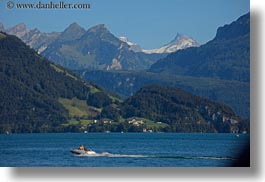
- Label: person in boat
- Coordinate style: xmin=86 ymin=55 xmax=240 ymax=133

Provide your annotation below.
xmin=79 ymin=144 xmax=85 ymax=151
xmin=79 ymin=144 xmax=91 ymax=151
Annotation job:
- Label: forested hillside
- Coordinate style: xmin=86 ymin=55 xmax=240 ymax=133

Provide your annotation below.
xmin=0 ymin=32 xmax=117 ymax=133
xmin=121 ymin=85 xmax=248 ymax=133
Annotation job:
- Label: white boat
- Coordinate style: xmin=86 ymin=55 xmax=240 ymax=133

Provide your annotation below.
xmin=70 ymin=149 xmax=97 ymax=155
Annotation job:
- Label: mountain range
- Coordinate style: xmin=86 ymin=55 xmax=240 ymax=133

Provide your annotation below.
xmin=0 ymin=32 xmax=247 ymax=133
xmin=0 ymin=12 xmax=249 ymax=133
xmin=42 ymin=23 xmax=161 ymax=70
xmin=1 ymin=22 xmax=59 ymax=54
xmin=1 ymin=22 xmax=197 ymax=70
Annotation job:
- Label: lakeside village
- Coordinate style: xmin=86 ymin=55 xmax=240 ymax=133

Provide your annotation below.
xmin=4 ymin=116 xmax=246 ymax=134
xmin=77 ymin=118 xmax=159 ymax=133
xmin=63 ymin=113 xmax=247 ymax=134
xmin=4 ymin=104 xmax=248 ymax=134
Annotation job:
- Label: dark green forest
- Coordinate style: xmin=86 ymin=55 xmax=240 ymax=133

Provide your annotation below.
xmin=0 ymin=32 xmax=94 ymax=133
xmin=120 ymin=85 xmax=248 ymax=133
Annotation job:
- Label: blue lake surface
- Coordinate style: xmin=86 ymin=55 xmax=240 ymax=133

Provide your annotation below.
xmin=0 ymin=133 xmax=249 ymax=167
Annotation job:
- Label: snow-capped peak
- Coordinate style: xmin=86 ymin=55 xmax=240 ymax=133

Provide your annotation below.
xmin=119 ymin=36 xmax=129 ymax=43
xmin=143 ymin=33 xmax=199 ymax=54
xmin=119 ymin=33 xmax=199 ymax=54
xmin=119 ymin=36 xmax=142 ymax=52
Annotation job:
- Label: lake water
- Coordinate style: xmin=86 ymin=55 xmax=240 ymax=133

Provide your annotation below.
xmin=0 ymin=133 xmax=249 ymax=167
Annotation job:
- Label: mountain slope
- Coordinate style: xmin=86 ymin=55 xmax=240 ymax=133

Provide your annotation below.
xmin=150 ymin=13 xmax=250 ymax=82
xmin=143 ymin=33 xmax=199 ymax=54
xmin=2 ymin=22 xmax=167 ymax=71
xmin=121 ymin=85 xmax=248 ymax=133
xmin=77 ymin=70 xmax=249 ymax=118
xmin=0 ymin=32 xmax=116 ymax=133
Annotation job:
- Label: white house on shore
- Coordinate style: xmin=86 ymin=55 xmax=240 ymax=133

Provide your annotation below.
xmin=128 ymin=119 xmax=144 ymax=126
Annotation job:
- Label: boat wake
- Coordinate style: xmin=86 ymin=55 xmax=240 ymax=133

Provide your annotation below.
xmin=74 ymin=152 xmax=147 ymax=158
xmin=152 ymin=155 xmax=235 ymax=161
xmin=73 ymin=152 xmax=235 ymax=160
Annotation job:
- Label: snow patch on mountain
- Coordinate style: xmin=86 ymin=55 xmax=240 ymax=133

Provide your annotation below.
xmin=119 ymin=36 xmax=142 ymax=52
xmin=119 ymin=33 xmax=199 ymax=54
xmin=107 ymin=58 xmax=122 ymax=70
xmin=143 ymin=33 xmax=199 ymax=54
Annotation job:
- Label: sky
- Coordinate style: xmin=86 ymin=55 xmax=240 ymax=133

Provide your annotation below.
xmin=0 ymin=0 xmax=249 ymax=49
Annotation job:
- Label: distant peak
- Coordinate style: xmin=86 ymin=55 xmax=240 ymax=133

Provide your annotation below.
xmin=143 ymin=33 xmax=199 ymax=54
xmin=59 ymin=22 xmax=86 ymax=41
xmin=6 ymin=23 xmax=28 ymax=37
xmin=88 ymin=24 xmax=109 ymax=33
xmin=174 ymin=33 xmax=184 ymax=39
xmin=94 ymin=24 xmax=106 ymax=28
xmin=119 ymin=36 xmax=129 ymax=42
xmin=119 ymin=36 xmax=143 ymax=52
xmin=64 ymin=22 xmax=84 ymax=32
xmin=170 ymin=33 xmax=189 ymax=43
xmin=14 ymin=23 xmax=27 ymax=29
xmin=167 ymin=33 xmax=198 ymax=46
xmin=68 ymin=22 xmax=82 ymax=28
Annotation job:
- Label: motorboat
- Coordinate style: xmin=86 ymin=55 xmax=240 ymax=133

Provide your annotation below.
xmin=70 ymin=148 xmax=97 ymax=155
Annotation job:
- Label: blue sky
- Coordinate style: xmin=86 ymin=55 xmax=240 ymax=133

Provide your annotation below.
xmin=0 ymin=0 xmax=249 ymax=49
